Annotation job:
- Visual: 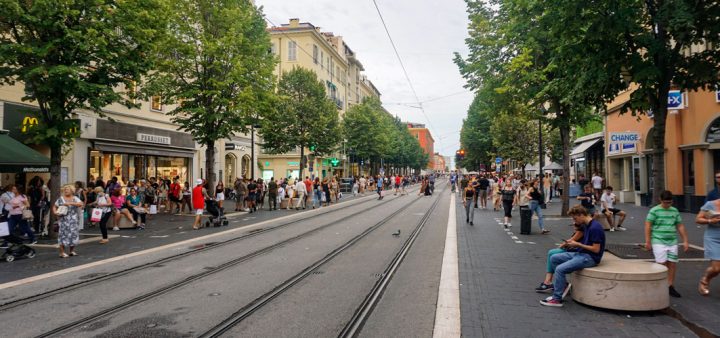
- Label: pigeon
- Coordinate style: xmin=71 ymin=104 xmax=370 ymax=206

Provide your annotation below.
xmin=392 ymin=230 xmax=401 ymax=237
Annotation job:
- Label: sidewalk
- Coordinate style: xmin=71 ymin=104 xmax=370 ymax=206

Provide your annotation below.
xmin=0 ymin=193 xmax=366 ymax=284
xmin=486 ymin=199 xmax=720 ymax=336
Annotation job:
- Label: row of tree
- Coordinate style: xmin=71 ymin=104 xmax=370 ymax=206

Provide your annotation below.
xmin=0 ymin=0 xmax=427 ymax=206
xmin=454 ymin=0 xmax=720 ymax=215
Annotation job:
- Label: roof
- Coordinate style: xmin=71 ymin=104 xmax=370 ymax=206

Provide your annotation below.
xmin=574 ymin=131 xmax=603 ymax=144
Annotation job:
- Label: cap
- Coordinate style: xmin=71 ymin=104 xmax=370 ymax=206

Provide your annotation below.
xmin=196 ymin=179 xmax=203 ymax=185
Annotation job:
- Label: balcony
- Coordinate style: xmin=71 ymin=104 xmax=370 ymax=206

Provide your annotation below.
xmin=334 ymin=98 xmax=344 ymax=110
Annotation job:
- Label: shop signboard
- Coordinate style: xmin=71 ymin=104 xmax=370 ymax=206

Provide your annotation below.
xmin=137 ymin=133 xmax=171 ymax=145
xmin=667 ymin=90 xmax=684 ymax=110
xmin=2 ymin=103 xmax=79 ymax=142
xmin=608 ymin=132 xmax=639 ymax=155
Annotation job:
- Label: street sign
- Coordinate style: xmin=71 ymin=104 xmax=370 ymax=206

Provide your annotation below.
xmin=668 ymin=90 xmax=684 ymax=109
xmin=495 ymin=157 xmax=502 ymax=164
xmin=330 ymin=157 xmax=340 ymax=167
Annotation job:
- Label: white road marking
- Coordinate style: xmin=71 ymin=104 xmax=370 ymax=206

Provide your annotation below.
xmin=511 ymin=236 xmax=519 ymax=240
xmin=0 ymin=193 xmax=380 ymax=291
xmin=527 ymin=242 xmax=536 ymax=245
xmin=433 ymin=193 xmax=461 ymax=338
xmin=149 ymin=235 xmax=170 ymax=238
xmin=515 ymin=241 xmax=523 ymax=244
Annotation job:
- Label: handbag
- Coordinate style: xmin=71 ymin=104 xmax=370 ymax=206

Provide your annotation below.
xmin=56 ymin=205 xmax=68 ymax=216
xmin=134 ymin=206 xmax=147 ymax=214
xmin=91 ymin=208 xmax=103 ymax=222
xmin=22 ymin=209 xmax=34 ymax=220
xmin=149 ymin=205 xmax=158 ymax=214
xmin=0 ymin=221 xmax=9 ymax=237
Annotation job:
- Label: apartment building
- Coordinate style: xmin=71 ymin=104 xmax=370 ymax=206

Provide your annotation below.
xmin=406 ymin=122 xmax=434 ymax=169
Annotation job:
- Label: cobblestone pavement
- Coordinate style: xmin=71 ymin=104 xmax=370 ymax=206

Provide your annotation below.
xmin=456 ymin=193 xmax=718 ymax=337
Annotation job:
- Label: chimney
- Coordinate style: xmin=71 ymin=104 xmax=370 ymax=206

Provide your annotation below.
xmin=289 ymin=18 xmax=300 ymax=27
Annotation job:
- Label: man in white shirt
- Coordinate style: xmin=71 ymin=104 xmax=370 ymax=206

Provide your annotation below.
xmin=600 ymin=186 xmax=626 ymax=231
xmin=591 ymin=172 xmax=603 ymax=203
xmin=295 ymin=179 xmax=307 ymax=210
xmin=359 ymin=176 xmax=367 ymax=195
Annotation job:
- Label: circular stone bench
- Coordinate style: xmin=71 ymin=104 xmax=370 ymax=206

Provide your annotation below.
xmin=571 ymin=254 xmax=669 ymax=311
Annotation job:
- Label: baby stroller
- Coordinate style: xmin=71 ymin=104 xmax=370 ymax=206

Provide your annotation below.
xmin=204 ymin=199 xmax=228 ymax=227
xmin=1 ymin=233 xmax=36 ymax=262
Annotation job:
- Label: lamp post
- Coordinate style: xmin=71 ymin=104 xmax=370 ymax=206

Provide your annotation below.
xmin=250 ymin=122 xmax=261 ymax=180
xmin=538 ymin=102 xmax=551 ymax=178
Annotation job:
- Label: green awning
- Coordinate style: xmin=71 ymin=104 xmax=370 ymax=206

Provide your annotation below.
xmin=0 ymin=132 xmax=50 ymax=173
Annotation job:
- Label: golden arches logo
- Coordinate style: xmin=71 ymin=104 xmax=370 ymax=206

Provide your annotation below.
xmin=21 ymin=117 xmax=38 ymax=133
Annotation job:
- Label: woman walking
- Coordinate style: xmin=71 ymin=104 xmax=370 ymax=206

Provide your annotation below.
xmin=313 ymin=178 xmax=322 ymax=209
xmin=462 ymin=184 xmax=476 ymax=225
xmin=695 ymin=198 xmax=720 ymax=295
xmin=215 ymin=181 xmax=225 ymax=209
xmin=53 ymin=184 xmax=84 ymax=258
xmin=181 ymin=182 xmax=192 ymax=214
xmin=500 ymin=181 xmax=517 ymax=228
xmin=93 ymin=187 xmax=113 ymax=244
xmin=7 ymin=186 xmax=36 ymax=244
xmin=526 ymin=180 xmax=549 ymax=234
xmin=322 ymin=178 xmax=331 ymax=207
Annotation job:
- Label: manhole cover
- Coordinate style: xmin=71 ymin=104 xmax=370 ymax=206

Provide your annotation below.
xmin=605 ymin=243 xmax=705 ymax=260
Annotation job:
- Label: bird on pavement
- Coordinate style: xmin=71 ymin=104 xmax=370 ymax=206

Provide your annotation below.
xmin=392 ymin=230 xmax=401 ymax=237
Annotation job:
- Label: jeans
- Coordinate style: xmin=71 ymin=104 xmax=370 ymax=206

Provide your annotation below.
xmin=529 ymin=200 xmax=545 ymax=230
xmin=550 ymin=252 xmax=597 ymax=300
xmin=314 ymin=190 xmax=322 ymax=208
xmin=8 ymin=214 xmax=35 ymax=242
xmin=464 ymin=199 xmax=474 ymax=222
xmin=545 ymin=248 xmax=566 ymax=273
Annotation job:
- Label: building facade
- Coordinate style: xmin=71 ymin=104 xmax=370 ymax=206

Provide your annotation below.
xmin=406 ymin=122 xmax=434 ymax=169
xmin=604 ymin=88 xmax=720 ymax=212
xmin=262 ymin=18 xmax=380 ymax=180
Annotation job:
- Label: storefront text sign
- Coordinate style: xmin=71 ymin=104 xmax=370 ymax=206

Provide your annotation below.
xmin=668 ymin=90 xmax=684 ymax=110
xmin=608 ymin=132 xmax=639 ymax=155
xmin=137 ymin=133 xmax=171 ymax=145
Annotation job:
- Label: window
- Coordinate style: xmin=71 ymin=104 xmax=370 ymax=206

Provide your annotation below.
xmin=320 ymin=51 xmax=324 ymax=68
xmin=313 ymin=45 xmax=318 ymax=64
xmin=271 ymin=42 xmax=277 ymax=55
xmin=288 ymin=41 xmax=297 ymax=61
xmin=327 ymin=58 xmax=331 ymax=74
xmin=150 ymin=96 xmax=162 ymax=111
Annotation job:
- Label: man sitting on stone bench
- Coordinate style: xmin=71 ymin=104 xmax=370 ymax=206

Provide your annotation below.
xmin=540 ymin=205 xmax=606 ymax=307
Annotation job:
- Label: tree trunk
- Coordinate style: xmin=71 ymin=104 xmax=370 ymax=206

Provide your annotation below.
xmin=299 ymin=146 xmax=305 ymax=180
xmin=205 ymin=142 xmax=216 ymax=196
xmin=559 ymin=124 xmax=571 ymax=217
xmin=49 ymin=144 xmax=62 ymax=239
xmin=652 ymin=109 xmax=668 ymax=204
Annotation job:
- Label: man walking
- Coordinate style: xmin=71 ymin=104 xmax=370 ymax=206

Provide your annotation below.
xmin=377 ymin=175 xmax=384 ymax=200
xmin=192 ymin=179 xmax=210 ymax=230
xmin=478 ymin=175 xmax=489 ymax=209
xmin=267 ymin=178 xmax=278 ymax=211
xmin=295 ymin=178 xmax=307 ymax=210
xmin=645 ymin=190 xmax=689 ymax=298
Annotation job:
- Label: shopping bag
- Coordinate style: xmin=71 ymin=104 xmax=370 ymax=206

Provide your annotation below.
xmin=90 ymin=208 xmax=103 ymax=222
xmin=0 ymin=221 xmax=9 ymax=237
xmin=78 ymin=213 xmax=84 ymax=230
xmin=337 ymin=192 xmax=343 ymax=200
xmin=149 ymin=205 xmax=158 ymax=214
xmin=381 ymin=190 xmax=387 ymax=197
xmin=321 ymin=192 xmax=327 ymax=202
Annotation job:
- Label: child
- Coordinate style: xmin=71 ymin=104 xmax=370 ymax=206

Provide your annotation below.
xmin=645 ymin=190 xmax=689 ymax=297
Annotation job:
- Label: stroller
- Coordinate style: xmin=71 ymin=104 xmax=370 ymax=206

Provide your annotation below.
xmin=204 ymin=199 xmax=228 ymax=228
xmin=1 ymin=233 xmax=36 ymax=262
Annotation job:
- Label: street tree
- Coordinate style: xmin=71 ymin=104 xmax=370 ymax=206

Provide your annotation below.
xmin=146 ymin=0 xmax=275 ymax=194
xmin=260 ymin=67 xmax=341 ymax=178
xmin=0 ymin=0 xmax=169 ymax=203
xmin=342 ymin=98 xmax=388 ymax=174
xmin=541 ymin=0 xmax=720 ymax=202
xmin=490 ymin=112 xmax=539 ymax=174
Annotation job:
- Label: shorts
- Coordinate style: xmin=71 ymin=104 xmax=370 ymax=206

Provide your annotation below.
xmin=602 ymin=208 xmax=621 ymax=215
xmin=585 ymin=206 xmax=596 ymax=215
xmin=480 ymin=190 xmax=487 ymax=199
xmin=247 ymin=193 xmax=256 ymax=201
xmin=195 ymin=208 xmax=204 ymax=215
xmin=169 ymin=195 xmax=180 ymax=203
xmin=216 ymin=192 xmax=225 ymax=201
xmin=652 ymin=244 xmax=678 ymax=263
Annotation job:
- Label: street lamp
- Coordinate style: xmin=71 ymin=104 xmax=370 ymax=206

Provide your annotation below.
xmin=538 ymin=102 xmax=551 ymax=178
xmin=250 ymin=122 xmax=261 ymax=180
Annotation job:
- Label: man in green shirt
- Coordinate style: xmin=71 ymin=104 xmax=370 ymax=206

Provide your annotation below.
xmin=645 ymin=190 xmax=689 ymax=298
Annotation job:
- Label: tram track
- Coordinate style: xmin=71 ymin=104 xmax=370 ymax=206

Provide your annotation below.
xmin=0 ymin=186 xmax=418 ymax=312
xmin=198 ymin=183 xmax=445 ymax=338
xmin=31 ymin=185 xmax=429 ymax=338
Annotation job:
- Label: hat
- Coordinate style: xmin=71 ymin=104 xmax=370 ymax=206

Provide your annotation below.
xmin=196 ymin=179 xmax=203 ymax=185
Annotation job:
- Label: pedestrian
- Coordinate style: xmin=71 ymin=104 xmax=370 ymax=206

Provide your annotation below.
xmin=7 ymin=186 xmax=36 ymax=244
xmin=478 ymin=175 xmax=489 ymax=209
xmin=491 ymin=178 xmax=501 ymax=211
xmin=500 ymin=181 xmax=517 ymax=228
xmin=322 ymin=178 xmax=331 ymax=205
xmin=286 ymin=181 xmax=295 ymax=210
xmin=313 ymin=177 xmax=322 ymax=209
xmin=359 ymin=176 xmax=367 ymax=195
xmin=377 ymin=175 xmax=385 ymax=200
xmin=695 ymin=195 xmax=720 ymax=296
xmin=295 ymin=178 xmax=307 ymax=210
xmin=591 ymin=172 xmax=603 ymax=203
xmin=645 ymin=190 xmax=689 ymax=298
xmin=93 ymin=187 xmax=113 ymax=244
xmin=600 ymin=186 xmax=627 ymax=231
xmin=169 ymin=178 xmax=182 ymax=213
xmin=267 ymin=178 xmax=278 ymax=211
xmin=192 ymin=179 xmax=210 ymax=230
xmin=463 ymin=184 xmax=476 ymax=225
xmin=181 ymin=181 xmax=192 ymax=214
xmin=526 ymin=180 xmax=549 ymax=234
xmin=577 ymin=185 xmax=597 ymax=217
xmin=246 ymin=179 xmax=258 ymax=213
xmin=539 ymin=205 xmax=605 ymax=307
xmin=215 ymin=181 xmax=225 ymax=210
xmin=543 ymin=173 xmax=552 ymax=203
xmin=53 ymin=184 xmax=84 ymax=258
xmin=111 ymin=188 xmax=135 ymax=230
xmin=235 ymin=178 xmax=247 ymax=211
xmin=255 ymin=179 xmax=265 ymax=211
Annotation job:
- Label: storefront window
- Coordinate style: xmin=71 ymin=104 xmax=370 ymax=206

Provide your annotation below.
xmin=262 ymin=170 xmax=273 ymax=181
xmin=683 ymin=150 xmax=695 ymax=187
xmin=88 ymin=150 xmax=189 ymax=184
xmin=287 ymin=169 xmax=300 ymax=180
xmin=633 ymin=157 xmax=641 ymax=191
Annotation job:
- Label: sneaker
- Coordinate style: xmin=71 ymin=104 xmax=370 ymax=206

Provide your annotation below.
xmin=535 ymin=283 xmax=554 ymax=293
xmin=503 ymin=222 xmax=508 ymax=229
xmin=466 ymin=218 xmax=469 ymax=223
xmin=669 ymin=285 xmax=682 ymax=298
xmin=610 ymin=228 xmax=616 ymax=232
xmin=507 ymin=223 xmax=512 ymax=228
xmin=539 ymin=298 xmax=563 ymax=307
xmin=112 ymin=226 xmax=120 ymax=231
xmin=470 ymin=221 xmax=474 ymax=226
xmin=541 ymin=229 xmax=551 ymax=234
xmin=616 ymin=226 xmax=627 ymax=231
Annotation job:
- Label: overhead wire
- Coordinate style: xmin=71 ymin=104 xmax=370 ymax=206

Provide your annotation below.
xmin=370 ymin=0 xmax=443 ymax=152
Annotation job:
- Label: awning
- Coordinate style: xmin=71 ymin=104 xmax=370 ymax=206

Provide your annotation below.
xmin=543 ymin=162 xmax=563 ymax=170
xmin=571 ymin=138 xmax=602 ymax=157
xmin=93 ymin=141 xmax=195 ymax=158
xmin=0 ymin=132 xmax=50 ymax=173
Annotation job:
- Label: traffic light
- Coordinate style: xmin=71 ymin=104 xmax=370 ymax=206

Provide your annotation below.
xmin=455 ymin=149 xmax=466 ymax=164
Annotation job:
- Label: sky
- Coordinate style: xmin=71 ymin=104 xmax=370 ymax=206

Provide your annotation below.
xmin=255 ymin=0 xmax=475 ymax=161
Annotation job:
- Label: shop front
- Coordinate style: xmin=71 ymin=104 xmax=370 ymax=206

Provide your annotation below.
xmin=570 ymin=132 xmax=604 ymax=182
xmin=605 ymin=131 xmax=641 ymax=204
xmin=1 ymin=102 xmax=55 ymax=188
xmin=223 ymin=137 xmax=252 ymax=185
xmin=88 ymin=119 xmax=195 ymax=184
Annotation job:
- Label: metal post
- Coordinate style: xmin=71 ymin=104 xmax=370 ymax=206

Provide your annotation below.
xmin=539 ymin=119 xmax=544 ymax=178
xmin=251 ymin=125 xmax=255 ymax=180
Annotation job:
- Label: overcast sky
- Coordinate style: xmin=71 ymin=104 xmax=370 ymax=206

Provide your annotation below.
xmin=256 ymin=0 xmax=474 ymax=159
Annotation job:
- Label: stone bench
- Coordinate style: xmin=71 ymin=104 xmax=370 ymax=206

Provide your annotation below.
xmin=571 ymin=253 xmax=669 ymax=311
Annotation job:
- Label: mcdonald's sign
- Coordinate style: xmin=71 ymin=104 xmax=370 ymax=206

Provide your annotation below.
xmin=21 ymin=116 xmax=39 ymax=133
xmin=2 ymin=103 xmax=79 ymax=141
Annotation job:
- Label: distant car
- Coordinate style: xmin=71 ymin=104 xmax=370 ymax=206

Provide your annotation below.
xmin=339 ymin=178 xmax=353 ymax=193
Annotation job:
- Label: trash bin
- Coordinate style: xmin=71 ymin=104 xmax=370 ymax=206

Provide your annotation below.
xmin=520 ymin=206 xmax=532 ymax=235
